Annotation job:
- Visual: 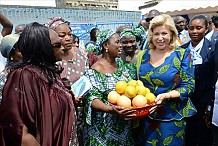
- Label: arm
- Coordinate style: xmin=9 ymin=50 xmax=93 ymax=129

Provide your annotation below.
xmin=0 ymin=68 xmax=38 ymax=146
xmin=0 ymin=13 xmax=13 ymax=36
xmin=22 ymin=125 xmax=40 ymax=146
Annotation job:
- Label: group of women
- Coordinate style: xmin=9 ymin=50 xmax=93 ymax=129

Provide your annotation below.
xmin=0 ymin=12 xmax=217 ymax=146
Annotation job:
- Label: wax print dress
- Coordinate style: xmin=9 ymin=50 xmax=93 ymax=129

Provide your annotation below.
xmin=116 ymin=57 xmax=137 ymax=78
xmin=83 ymin=59 xmax=136 ymax=146
xmin=57 ymin=47 xmax=88 ymax=146
xmin=138 ymin=48 xmax=196 ymax=146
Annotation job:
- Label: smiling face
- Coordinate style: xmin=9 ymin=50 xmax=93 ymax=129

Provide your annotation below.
xmin=49 ymin=29 xmax=64 ymax=61
xmin=121 ymin=36 xmax=137 ymax=55
xmin=152 ymin=25 xmax=172 ymax=50
xmin=55 ymin=24 xmax=73 ymax=51
xmin=188 ymin=18 xmax=208 ymax=45
xmin=104 ymin=33 xmax=122 ymax=58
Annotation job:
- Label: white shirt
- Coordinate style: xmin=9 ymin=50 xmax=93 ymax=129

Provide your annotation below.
xmin=188 ymin=38 xmax=204 ymax=66
xmin=179 ymin=29 xmax=191 ymax=44
xmin=212 ymin=79 xmax=218 ymax=127
xmin=205 ymin=29 xmax=214 ymax=41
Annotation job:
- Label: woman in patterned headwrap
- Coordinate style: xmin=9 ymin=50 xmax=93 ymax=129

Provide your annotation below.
xmin=116 ymin=28 xmax=141 ymax=80
xmin=83 ymin=29 xmax=137 ymax=146
xmin=45 ymin=17 xmax=88 ymax=146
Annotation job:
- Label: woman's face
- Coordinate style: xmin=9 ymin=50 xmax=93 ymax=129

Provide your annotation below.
xmin=152 ymin=25 xmax=172 ymax=50
xmin=72 ymin=37 xmax=79 ymax=48
xmin=188 ymin=19 xmax=207 ymax=43
xmin=49 ymin=29 xmax=64 ymax=61
xmin=120 ymin=36 xmax=137 ymax=55
xmin=55 ymin=24 xmax=73 ymax=51
xmin=106 ymin=33 xmax=122 ymax=58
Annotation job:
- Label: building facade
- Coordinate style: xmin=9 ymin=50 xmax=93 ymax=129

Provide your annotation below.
xmin=66 ymin=0 xmax=118 ymax=10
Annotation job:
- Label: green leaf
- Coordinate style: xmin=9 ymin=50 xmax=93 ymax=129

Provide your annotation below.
xmin=175 ymin=48 xmax=185 ymax=60
xmin=187 ymin=99 xmax=197 ymax=111
xmin=159 ymin=64 xmax=170 ymax=74
xmin=152 ymin=79 xmax=164 ymax=86
xmin=141 ymin=71 xmax=154 ymax=86
xmin=175 ymin=129 xmax=184 ymax=139
xmin=182 ymin=105 xmax=189 ymax=116
xmin=147 ymin=139 xmax=159 ymax=146
xmin=173 ymin=57 xmax=181 ymax=70
xmin=157 ymin=128 xmax=162 ymax=136
xmin=180 ymin=71 xmax=188 ymax=82
xmin=174 ymin=120 xmax=183 ymax=127
xmin=163 ymin=135 xmax=173 ymax=145
xmin=178 ymin=87 xmax=186 ymax=94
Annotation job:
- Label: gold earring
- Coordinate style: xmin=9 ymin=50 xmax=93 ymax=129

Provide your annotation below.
xmin=106 ymin=49 xmax=108 ymax=53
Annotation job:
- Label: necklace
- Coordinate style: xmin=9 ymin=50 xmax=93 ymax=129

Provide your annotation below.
xmin=125 ymin=55 xmax=132 ymax=62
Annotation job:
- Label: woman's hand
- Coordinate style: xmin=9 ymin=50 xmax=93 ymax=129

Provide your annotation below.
xmin=75 ymin=96 xmax=83 ymax=105
xmin=109 ymin=105 xmax=137 ymax=120
xmin=155 ymin=93 xmax=168 ymax=104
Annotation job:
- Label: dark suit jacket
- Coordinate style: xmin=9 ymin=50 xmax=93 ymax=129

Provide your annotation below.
xmin=181 ymin=38 xmax=215 ymax=115
xmin=211 ymin=30 xmax=218 ymax=45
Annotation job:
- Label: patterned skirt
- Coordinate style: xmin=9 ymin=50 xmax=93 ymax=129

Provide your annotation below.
xmin=134 ymin=117 xmax=186 ymax=146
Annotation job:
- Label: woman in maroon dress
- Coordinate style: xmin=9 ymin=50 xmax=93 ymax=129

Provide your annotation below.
xmin=0 ymin=22 xmax=78 ymax=146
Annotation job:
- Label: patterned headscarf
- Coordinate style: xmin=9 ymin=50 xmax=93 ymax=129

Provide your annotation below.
xmin=132 ymin=25 xmax=147 ymax=46
xmin=44 ymin=17 xmax=70 ymax=30
xmin=120 ymin=28 xmax=136 ymax=40
xmin=96 ymin=29 xmax=116 ymax=52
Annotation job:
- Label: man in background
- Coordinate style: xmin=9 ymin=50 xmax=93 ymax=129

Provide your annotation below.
xmin=173 ymin=15 xmax=190 ymax=45
xmin=142 ymin=9 xmax=160 ymax=50
xmin=15 ymin=24 xmax=26 ymax=34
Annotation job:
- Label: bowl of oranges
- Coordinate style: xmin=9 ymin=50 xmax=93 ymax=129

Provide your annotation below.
xmin=108 ymin=80 xmax=160 ymax=118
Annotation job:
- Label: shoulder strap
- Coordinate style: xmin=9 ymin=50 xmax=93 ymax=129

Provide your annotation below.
xmin=136 ymin=50 xmax=146 ymax=79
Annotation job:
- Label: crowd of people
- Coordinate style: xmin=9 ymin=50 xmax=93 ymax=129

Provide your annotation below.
xmin=0 ymin=8 xmax=218 ymax=146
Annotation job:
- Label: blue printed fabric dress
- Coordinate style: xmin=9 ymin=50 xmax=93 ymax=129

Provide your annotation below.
xmin=83 ymin=59 xmax=136 ymax=146
xmin=138 ymin=48 xmax=197 ymax=146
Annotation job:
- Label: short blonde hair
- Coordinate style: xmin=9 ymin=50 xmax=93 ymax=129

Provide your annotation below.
xmin=147 ymin=14 xmax=178 ymax=50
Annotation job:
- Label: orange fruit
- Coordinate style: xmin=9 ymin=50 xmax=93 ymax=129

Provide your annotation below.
xmin=145 ymin=93 xmax=156 ymax=104
xmin=115 ymin=81 xmax=128 ymax=94
xmin=125 ymin=85 xmax=137 ymax=98
xmin=117 ymin=95 xmax=132 ymax=108
xmin=127 ymin=80 xmax=137 ymax=87
xmin=132 ymin=95 xmax=148 ymax=107
xmin=108 ymin=90 xmax=120 ymax=104
xmin=137 ymin=86 xmax=150 ymax=96
xmin=136 ymin=80 xmax=144 ymax=86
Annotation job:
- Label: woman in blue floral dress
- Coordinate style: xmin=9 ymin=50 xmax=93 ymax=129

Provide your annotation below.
xmin=137 ymin=14 xmax=196 ymax=146
xmin=83 ymin=29 xmax=137 ymax=146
